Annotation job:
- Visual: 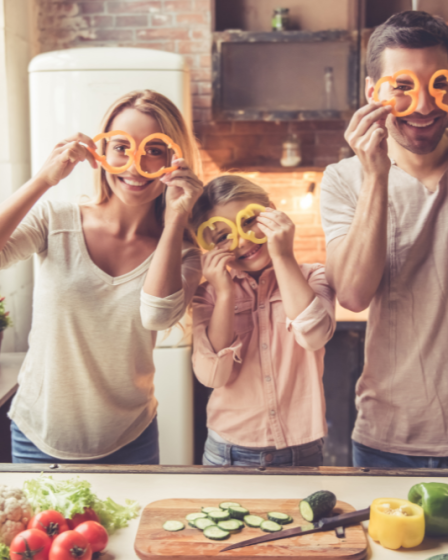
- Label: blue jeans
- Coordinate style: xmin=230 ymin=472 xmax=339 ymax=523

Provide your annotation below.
xmin=203 ymin=432 xmax=323 ymax=467
xmin=11 ymin=418 xmax=160 ymax=465
xmin=352 ymin=440 xmax=448 ymax=468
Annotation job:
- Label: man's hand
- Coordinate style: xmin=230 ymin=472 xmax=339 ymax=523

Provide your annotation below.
xmin=345 ymin=102 xmax=392 ymax=180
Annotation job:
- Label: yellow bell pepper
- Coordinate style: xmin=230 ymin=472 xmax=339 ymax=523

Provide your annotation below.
xmin=368 ymin=498 xmax=425 ymax=550
xmin=235 ymin=203 xmax=267 ymax=244
xmin=197 ymin=217 xmax=238 ymax=251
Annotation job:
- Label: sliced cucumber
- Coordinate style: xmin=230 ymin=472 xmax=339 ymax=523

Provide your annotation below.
xmin=208 ymin=510 xmax=230 ymax=522
xmin=260 ymin=520 xmax=283 ymax=533
xmin=244 ymin=514 xmax=264 ymax=528
xmin=299 ymin=491 xmax=337 ymax=522
xmin=229 ymin=506 xmax=250 ymax=519
xmin=203 ymin=526 xmax=230 ymax=540
xmin=267 ymin=512 xmax=293 ymax=524
xmin=217 ymin=519 xmax=244 ymax=534
xmin=219 ymin=502 xmax=241 ymax=510
xmin=194 ymin=518 xmax=217 ymax=531
xmin=163 ymin=520 xmax=185 ymax=532
xmin=202 ymin=506 xmax=223 ymax=514
xmin=186 ymin=512 xmax=207 ymax=522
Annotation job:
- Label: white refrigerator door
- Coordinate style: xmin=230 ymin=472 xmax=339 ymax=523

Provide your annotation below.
xmin=153 ymin=346 xmax=194 ymax=465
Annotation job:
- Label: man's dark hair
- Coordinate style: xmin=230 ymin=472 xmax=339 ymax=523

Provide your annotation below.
xmin=367 ymin=11 xmax=448 ymax=81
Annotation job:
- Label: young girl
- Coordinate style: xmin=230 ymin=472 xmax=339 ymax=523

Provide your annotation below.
xmin=192 ymin=175 xmax=335 ymax=467
xmin=3 ymin=90 xmax=203 ymax=464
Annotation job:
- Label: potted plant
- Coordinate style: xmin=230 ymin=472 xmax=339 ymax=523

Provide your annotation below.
xmin=0 ymin=296 xmax=12 ymax=351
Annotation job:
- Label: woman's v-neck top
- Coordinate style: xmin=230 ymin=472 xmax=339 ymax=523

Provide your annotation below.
xmin=3 ymin=200 xmax=201 ymax=460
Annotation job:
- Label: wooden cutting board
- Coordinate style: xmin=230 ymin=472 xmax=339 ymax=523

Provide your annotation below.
xmin=134 ymin=498 xmax=368 ymax=560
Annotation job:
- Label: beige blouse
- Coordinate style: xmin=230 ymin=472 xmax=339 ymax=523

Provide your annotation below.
xmin=4 ymin=200 xmax=201 ymax=460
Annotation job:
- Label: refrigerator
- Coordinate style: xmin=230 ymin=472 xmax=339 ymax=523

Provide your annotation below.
xmin=28 ymin=47 xmax=194 ymax=464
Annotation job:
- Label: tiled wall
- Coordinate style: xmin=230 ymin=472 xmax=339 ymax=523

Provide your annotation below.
xmin=33 ymin=0 xmax=350 ymax=265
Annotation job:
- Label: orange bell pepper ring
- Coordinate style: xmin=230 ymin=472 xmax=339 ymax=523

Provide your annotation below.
xmin=87 ymin=131 xmax=183 ymax=177
xmin=429 ymin=69 xmax=448 ymax=112
xmin=373 ymin=70 xmax=420 ymax=117
xmin=135 ymin=133 xmax=183 ymax=179
xmin=88 ymin=130 xmax=136 ymax=174
xmin=236 ymin=203 xmax=267 ymax=244
xmin=197 ymin=217 xmax=238 ymax=252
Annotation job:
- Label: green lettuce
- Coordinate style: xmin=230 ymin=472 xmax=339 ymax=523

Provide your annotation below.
xmin=0 ymin=543 xmax=10 ymax=560
xmin=23 ymin=475 xmax=139 ymax=534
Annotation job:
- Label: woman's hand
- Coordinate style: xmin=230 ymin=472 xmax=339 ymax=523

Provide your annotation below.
xmin=161 ymin=158 xmax=203 ymax=226
xmin=35 ymin=133 xmax=98 ymax=189
xmin=202 ymin=247 xmax=235 ymax=297
xmin=256 ymin=207 xmax=295 ymax=259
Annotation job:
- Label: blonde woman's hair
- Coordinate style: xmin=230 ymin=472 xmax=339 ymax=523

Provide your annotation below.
xmin=92 ymin=89 xmax=201 ymax=225
xmin=192 ymin=175 xmax=270 ymax=230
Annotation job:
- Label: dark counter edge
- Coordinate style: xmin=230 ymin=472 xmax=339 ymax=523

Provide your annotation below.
xmin=0 ymin=464 xmax=447 ymax=477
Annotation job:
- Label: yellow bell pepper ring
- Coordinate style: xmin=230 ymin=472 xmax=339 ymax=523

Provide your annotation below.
xmin=197 ymin=217 xmax=239 ymax=252
xmin=429 ymin=69 xmax=448 ymax=112
xmin=236 ymin=204 xmax=267 ymax=244
xmin=88 ymin=130 xmax=137 ymax=174
xmin=368 ymin=498 xmax=425 ymax=550
xmin=373 ymin=69 xmax=420 ymax=117
xmin=134 ymin=132 xmax=183 ymax=179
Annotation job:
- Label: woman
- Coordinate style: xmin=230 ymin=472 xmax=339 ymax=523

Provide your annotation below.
xmin=3 ymin=90 xmax=203 ymax=464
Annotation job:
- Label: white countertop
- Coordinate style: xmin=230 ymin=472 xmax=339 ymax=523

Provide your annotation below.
xmin=0 ymin=469 xmax=447 ymax=559
xmin=0 ymin=352 xmax=25 ymax=407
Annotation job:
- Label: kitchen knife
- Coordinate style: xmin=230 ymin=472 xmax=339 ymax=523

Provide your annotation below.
xmin=220 ymin=506 xmax=370 ymax=552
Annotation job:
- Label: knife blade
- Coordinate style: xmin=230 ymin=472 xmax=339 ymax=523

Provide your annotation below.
xmin=220 ymin=506 xmax=370 ymax=552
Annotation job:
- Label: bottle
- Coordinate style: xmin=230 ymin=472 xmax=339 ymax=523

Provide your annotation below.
xmin=324 ymin=66 xmax=334 ymax=111
xmin=272 ymin=8 xmax=290 ymax=31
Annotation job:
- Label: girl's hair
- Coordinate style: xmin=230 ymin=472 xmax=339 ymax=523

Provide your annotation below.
xmin=192 ymin=174 xmax=270 ymax=229
xmin=92 ymin=89 xmax=201 ymax=226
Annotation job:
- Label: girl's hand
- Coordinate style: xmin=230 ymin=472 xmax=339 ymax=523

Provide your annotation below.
xmin=256 ymin=207 xmax=295 ymax=259
xmin=202 ymin=247 xmax=235 ymax=296
xmin=35 ymin=133 xmax=98 ymax=188
xmin=161 ymin=158 xmax=203 ymax=226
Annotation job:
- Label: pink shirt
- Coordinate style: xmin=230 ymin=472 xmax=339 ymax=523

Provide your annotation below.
xmin=192 ymin=264 xmax=336 ymax=449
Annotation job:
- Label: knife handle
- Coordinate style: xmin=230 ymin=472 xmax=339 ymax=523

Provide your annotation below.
xmin=319 ymin=507 xmax=370 ymax=530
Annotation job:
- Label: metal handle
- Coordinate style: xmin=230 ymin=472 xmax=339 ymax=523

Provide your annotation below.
xmin=319 ymin=507 xmax=370 ymax=531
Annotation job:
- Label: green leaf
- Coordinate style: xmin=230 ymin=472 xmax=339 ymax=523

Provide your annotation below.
xmin=0 ymin=543 xmax=10 ymax=560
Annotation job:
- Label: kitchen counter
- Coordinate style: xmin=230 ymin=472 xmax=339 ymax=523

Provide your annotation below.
xmin=0 ymin=352 xmax=25 ymax=408
xmin=1 ymin=464 xmax=448 ymax=560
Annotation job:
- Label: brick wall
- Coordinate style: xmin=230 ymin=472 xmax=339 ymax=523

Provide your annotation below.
xmin=33 ymin=0 xmax=351 ymax=263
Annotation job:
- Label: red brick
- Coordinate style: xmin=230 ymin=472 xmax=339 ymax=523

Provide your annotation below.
xmin=134 ymin=40 xmax=176 ymax=50
xmin=316 ymin=131 xmax=346 ymax=145
xmin=116 ymin=14 xmax=148 ymax=26
xmin=194 ymin=0 xmax=211 ymax=10
xmin=193 ymin=107 xmax=212 ymax=122
xmin=178 ymin=40 xmax=210 ymax=54
xmin=195 ymin=122 xmax=232 ymax=137
xmin=183 ymin=54 xmax=199 ymax=68
xmin=151 ymin=13 xmax=172 ymax=25
xmin=136 ymin=28 xmax=188 ymax=40
xmin=192 ymin=94 xmax=212 ymax=108
xmin=176 ymin=13 xmax=208 ymax=25
xmin=198 ymin=82 xmax=211 ymax=96
xmin=313 ymin=120 xmax=346 ymax=130
xmin=88 ymin=15 xmax=114 ymax=27
xmin=190 ymin=68 xmax=211 ymax=81
xmin=107 ymin=1 xmax=162 ymax=13
xmin=296 ymin=225 xmax=325 ymax=237
xmin=200 ymin=54 xmax=211 ymax=67
xmin=93 ymin=28 xmax=134 ymax=40
xmin=191 ymin=29 xmax=212 ymax=40
xmin=199 ymin=148 xmax=233 ymax=162
xmin=78 ymin=2 xmax=105 ymax=14
xmin=164 ymin=0 xmax=193 ymax=11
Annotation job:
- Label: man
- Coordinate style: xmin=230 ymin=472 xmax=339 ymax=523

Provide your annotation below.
xmin=320 ymin=11 xmax=448 ymax=468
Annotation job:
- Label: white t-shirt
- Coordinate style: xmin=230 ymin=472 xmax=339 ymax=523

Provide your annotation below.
xmin=5 ymin=200 xmax=202 ymax=460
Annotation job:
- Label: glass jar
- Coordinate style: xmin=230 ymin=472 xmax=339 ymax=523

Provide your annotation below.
xmin=272 ymin=8 xmax=290 ymax=32
xmin=280 ymin=134 xmax=301 ymax=167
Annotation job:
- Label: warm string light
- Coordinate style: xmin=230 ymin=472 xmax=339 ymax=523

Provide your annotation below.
xmin=300 ymin=182 xmax=316 ymax=210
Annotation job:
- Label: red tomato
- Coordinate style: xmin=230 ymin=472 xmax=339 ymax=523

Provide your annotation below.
xmin=10 ymin=528 xmax=52 ymax=560
xmin=49 ymin=531 xmax=92 ymax=560
xmin=74 ymin=521 xmax=108 ymax=553
xmin=66 ymin=508 xmax=99 ymax=530
xmin=28 ymin=510 xmax=70 ymax=540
